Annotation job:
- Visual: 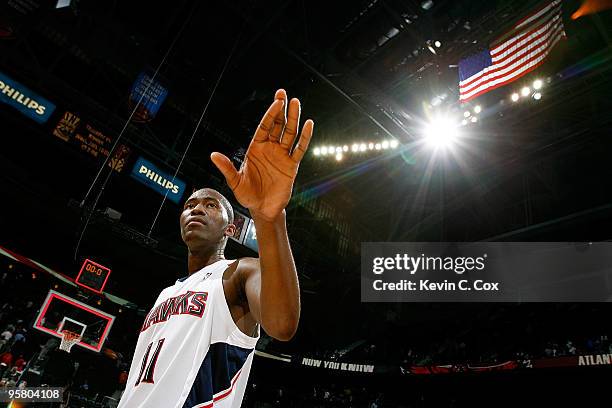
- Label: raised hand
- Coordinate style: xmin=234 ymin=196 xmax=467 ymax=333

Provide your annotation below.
xmin=211 ymin=89 xmax=314 ymax=222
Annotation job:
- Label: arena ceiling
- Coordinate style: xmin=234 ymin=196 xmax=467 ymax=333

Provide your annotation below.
xmin=1 ymin=0 xmax=611 ymax=350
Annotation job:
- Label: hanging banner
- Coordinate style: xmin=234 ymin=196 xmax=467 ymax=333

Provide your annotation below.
xmin=130 ymin=156 xmax=186 ymax=204
xmin=229 ymin=211 xmax=249 ymax=244
xmin=52 ymin=111 xmax=131 ymax=172
xmin=0 ymin=71 xmax=55 ymax=123
xmin=129 ymin=71 xmax=168 ymax=122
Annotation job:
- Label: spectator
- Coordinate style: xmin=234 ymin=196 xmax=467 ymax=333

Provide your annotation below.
xmin=14 ymin=355 xmax=26 ymax=372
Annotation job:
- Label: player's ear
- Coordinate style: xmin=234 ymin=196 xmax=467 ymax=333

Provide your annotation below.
xmin=224 ymin=223 xmax=236 ymax=238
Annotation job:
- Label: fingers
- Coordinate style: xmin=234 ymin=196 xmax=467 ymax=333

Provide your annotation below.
xmin=269 ymin=89 xmax=287 ymax=143
xmin=210 ymin=152 xmax=240 ymax=190
xmin=280 ymin=98 xmax=301 ymax=151
xmin=253 ymin=99 xmax=285 ymax=142
xmin=291 ymin=119 xmax=314 ymax=162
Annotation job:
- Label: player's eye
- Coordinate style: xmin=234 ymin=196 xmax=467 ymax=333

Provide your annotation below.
xmin=207 ymin=203 xmax=217 ymax=208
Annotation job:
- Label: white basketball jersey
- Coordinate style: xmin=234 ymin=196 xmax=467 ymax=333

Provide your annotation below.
xmin=118 ymin=259 xmax=259 ymax=408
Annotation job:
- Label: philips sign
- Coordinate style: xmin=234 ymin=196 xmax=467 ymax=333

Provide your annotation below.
xmin=130 ymin=157 xmax=186 ymax=204
xmin=0 ymin=71 xmax=55 ymax=123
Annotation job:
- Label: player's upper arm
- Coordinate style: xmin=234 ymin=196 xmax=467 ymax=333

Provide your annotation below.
xmin=237 ymin=257 xmax=263 ymax=325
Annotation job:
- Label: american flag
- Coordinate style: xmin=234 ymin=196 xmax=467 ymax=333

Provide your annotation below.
xmin=458 ymin=0 xmax=566 ymax=102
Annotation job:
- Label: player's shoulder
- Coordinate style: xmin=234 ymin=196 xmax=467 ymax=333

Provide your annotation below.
xmin=235 ymin=257 xmax=260 ymax=274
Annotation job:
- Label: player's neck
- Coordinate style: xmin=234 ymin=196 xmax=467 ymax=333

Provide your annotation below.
xmin=187 ymin=245 xmax=225 ymax=274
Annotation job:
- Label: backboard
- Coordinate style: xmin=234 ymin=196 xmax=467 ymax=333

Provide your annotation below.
xmin=33 ymin=290 xmax=115 ymax=352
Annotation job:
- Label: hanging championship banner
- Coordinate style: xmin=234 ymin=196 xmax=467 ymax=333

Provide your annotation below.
xmin=128 ymin=71 xmax=168 ymax=122
xmin=52 ymin=111 xmax=131 ymax=172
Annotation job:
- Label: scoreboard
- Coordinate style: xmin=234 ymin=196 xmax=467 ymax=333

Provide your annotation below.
xmin=75 ymin=259 xmax=111 ymax=293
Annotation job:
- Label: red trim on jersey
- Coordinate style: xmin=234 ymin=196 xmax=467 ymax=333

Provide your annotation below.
xmin=192 ymin=369 xmax=243 ymax=408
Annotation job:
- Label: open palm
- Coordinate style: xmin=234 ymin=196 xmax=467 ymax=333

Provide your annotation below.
xmin=211 ymin=89 xmax=314 ymax=222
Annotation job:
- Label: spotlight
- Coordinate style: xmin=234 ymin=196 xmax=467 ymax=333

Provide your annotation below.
xmin=335 ymin=152 xmax=343 ymax=161
xmin=335 ymin=147 xmax=342 ymax=153
xmin=461 ymin=119 xmax=468 ymax=126
xmin=351 ymin=144 xmax=359 ymax=152
xmin=375 ymin=143 xmax=382 ymax=150
xmin=382 ymin=140 xmax=389 ymax=149
xmin=521 ymin=87 xmax=531 ymax=97
xmin=360 ymin=143 xmax=367 ymax=152
xmin=329 ymin=146 xmax=335 ymax=153
xmin=463 ymin=111 xmax=471 ymax=118
xmin=427 ymin=45 xmax=437 ymax=55
xmin=474 ymin=105 xmax=482 ymax=114
xmin=533 ymin=79 xmax=543 ymax=90
xmin=421 ymin=0 xmax=434 ymax=10
xmin=390 ymin=140 xmax=399 ymax=149
xmin=434 ymin=40 xmax=441 ymax=48
xmin=511 ymin=93 xmax=520 ymax=102
xmin=368 ymin=143 xmax=374 ymax=150
xmin=314 ymin=147 xmax=321 ymax=156
xmin=343 ymin=145 xmax=349 ymax=152
xmin=470 ymin=116 xmax=478 ymax=123
xmin=423 ymin=118 xmax=458 ymax=148
xmin=321 ymin=147 xmax=328 ymax=155
xmin=533 ymin=92 xmax=542 ymax=100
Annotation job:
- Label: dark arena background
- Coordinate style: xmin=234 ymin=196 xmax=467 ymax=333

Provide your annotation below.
xmin=1 ymin=0 xmax=612 ymax=407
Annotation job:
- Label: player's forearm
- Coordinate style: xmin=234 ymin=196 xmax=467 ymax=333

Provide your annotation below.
xmin=251 ymin=209 xmax=300 ymax=340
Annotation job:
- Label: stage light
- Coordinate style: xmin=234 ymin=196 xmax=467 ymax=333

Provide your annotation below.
xmin=314 ymin=147 xmax=320 ymax=156
xmin=421 ymin=0 xmax=434 ymax=10
xmin=368 ymin=143 xmax=374 ymax=150
xmin=427 ymin=45 xmax=437 ymax=55
xmin=360 ymin=143 xmax=367 ymax=152
xmin=335 ymin=152 xmax=343 ymax=161
xmin=533 ymin=92 xmax=542 ymax=100
xmin=321 ymin=147 xmax=328 ymax=155
xmin=351 ymin=144 xmax=359 ymax=152
xmin=463 ymin=111 xmax=471 ymax=118
xmin=382 ymin=140 xmax=389 ymax=149
xmin=343 ymin=145 xmax=349 ymax=152
xmin=335 ymin=147 xmax=342 ymax=153
xmin=521 ymin=86 xmax=531 ymax=97
xmin=533 ymin=79 xmax=543 ymax=90
xmin=434 ymin=40 xmax=442 ymax=48
xmin=461 ymin=119 xmax=468 ymax=126
xmin=424 ymin=118 xmax=458 ymax=149
xmin=470 ymin=116 xmax=478 ymax=123
xmin=329 ymin=146 xmax=335 ymax=153
xmin=511 ymin=93 xmax=520 ymax=102
xmin=474 ymin=105 xmax=482 ymax=114
xmin=375 ymin=143 xmax=382 ymax=150
xmin=390 ymin=140 xmax=399 ymax=149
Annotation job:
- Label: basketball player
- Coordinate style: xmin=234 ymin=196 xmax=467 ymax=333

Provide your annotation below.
xmin=118 ymin=89 xmax=313 ymax=408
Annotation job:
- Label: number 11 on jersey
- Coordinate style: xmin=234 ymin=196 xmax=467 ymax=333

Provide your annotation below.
xmin=135 ymin=338 xmax=165 ymax=385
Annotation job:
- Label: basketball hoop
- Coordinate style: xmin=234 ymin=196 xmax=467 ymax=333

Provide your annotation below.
xmin=59 ymin=331 xmax=82 ymax=353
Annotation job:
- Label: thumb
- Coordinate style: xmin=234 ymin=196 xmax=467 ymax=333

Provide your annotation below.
xmin=210 ymin=152 xmax=239 ymax=190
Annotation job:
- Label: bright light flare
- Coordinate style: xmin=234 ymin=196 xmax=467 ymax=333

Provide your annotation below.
xmin=533 ymin=79 xmax=543 ymax=90
xmin=474 ymin=105 xmax=482 ymax=114
xmin=423 ymin=118 xmax=459 ymax=149
xmin=511 ymin=93 xmax=520 ymax=102
xmin=521 ymin=86 xmax=531 ymax=97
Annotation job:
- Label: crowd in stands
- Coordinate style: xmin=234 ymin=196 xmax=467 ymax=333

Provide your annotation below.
xmin=1 ymin=258 xmax=611 ymax=407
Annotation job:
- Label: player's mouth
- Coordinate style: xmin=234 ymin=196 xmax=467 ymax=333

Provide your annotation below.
xmin=186 ymin=218 xmax=207 ymax=227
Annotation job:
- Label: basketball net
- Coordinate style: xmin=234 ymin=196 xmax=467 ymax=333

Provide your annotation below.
xmin=59 ymin=331 xmax=82 ymax=353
